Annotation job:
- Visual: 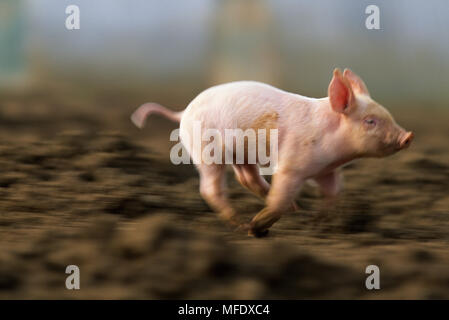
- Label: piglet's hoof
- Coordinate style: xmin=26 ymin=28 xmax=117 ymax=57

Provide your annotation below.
xmin=248 ymin=226 xmax=270 ymax=238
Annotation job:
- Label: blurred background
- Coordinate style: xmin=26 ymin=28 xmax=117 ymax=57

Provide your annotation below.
xmin=1 ymin=0 xmax=449 ymax=299
xmin=2 ymin=0 xmax=449 ymax=105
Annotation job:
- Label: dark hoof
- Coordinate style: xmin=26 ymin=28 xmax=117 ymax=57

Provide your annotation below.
xmin=248 ymin=227 xmax=269 ymax=238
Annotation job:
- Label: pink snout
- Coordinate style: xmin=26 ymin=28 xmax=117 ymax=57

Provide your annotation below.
xmin=399 ymin=131 xmax=414 ymax=150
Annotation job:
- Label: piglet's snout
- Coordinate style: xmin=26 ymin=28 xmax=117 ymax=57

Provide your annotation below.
xmin=398 ymin=131 xmax=414 ymax=150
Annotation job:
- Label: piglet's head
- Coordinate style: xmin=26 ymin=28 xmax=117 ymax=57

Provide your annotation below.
xmin=328 ymin=68 xmax=413 ymax=158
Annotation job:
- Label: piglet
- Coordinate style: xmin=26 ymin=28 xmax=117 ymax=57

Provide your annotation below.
xmin=131 ymin=68 xmax=414 ymax=237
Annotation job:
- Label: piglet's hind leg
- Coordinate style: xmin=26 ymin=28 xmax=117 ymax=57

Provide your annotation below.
xmin=197 ymin=164 xmax=239 ymax=226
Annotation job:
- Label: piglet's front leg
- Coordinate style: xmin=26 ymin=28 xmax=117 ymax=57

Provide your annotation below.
xmin=247 ymin=170 xmax=304 ymax=237
xmin=308 ymin=169 xmax=344 ymax=226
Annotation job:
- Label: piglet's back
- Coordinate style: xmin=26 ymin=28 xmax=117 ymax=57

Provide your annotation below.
xmin=182 ymin=81 xmax=302 ymax=130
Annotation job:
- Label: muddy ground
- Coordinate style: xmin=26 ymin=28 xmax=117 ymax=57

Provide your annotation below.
xmin=0 ymin=86 xmax=448 ymax=299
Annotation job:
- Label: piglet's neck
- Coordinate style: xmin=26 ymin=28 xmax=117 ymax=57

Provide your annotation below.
xmin=317 ymin=97 xmax=359 ymax=169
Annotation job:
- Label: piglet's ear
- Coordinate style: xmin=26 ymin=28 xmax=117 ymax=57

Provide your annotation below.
xmin=343 ymin=68 xmax=370 ymax=96
xmin=328 ymin=68 xmax=354 ymax=114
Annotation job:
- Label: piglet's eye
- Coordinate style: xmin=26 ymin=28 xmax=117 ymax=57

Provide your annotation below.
xmin=364 ymin=118 xmax=377 ymax=126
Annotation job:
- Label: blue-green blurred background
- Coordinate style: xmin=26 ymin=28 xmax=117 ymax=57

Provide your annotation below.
xmin=1 ymin=0 xmax=448 ymax=107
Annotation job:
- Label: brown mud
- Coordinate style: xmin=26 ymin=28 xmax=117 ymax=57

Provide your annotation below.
xmin=0 ymin=89 xmax=448 ymax=299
